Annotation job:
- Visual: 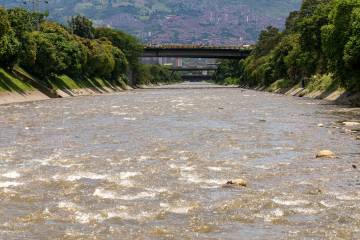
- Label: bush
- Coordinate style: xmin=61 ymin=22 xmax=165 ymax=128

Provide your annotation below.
xmin=135 ymin=64 xmax=181 ymax=85
xmin=224 ymin=77 xmax=240 ymax=85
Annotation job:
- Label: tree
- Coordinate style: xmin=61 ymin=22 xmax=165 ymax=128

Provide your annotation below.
xmin=285 ymin=11 xmax=301 ymax=33
xmin=22 ymin=31 xmax=64 ymax=77
xmin=7 ymin=8 xmax=45 ymax=38
xmin=253 ymin=26 xmax=281 ymax=57
xmin=321 ymin=0 xmax=360 ymax=80
xmin=110 ymin=46 xmax=128 ymax=80
xmin=69 ymin=15 xmax=95 ymax=39
xmin=0 ymin=7 xmax=20 ymax=69
xmin=95 ymin=27 xmax=143 ymax=68
xmin=0 ymin=7 xmax=11 ymax=37
xmin=84 ymin=39 xmax=116 ymax=79
xmin=300 ymin=0 xmax=330 ymax=17
xmin=21 ymin=22 xmax=88 ymax=78
xmin=343 ymin=8 xmax=360 ymax=71
xmin=95 ymin=27 xmax=144 ymax=84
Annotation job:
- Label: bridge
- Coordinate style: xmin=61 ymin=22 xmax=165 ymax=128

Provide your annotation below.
xmin=142 ymin=44 xmax=253 ymax=59
xmin=181 ymin=75 xmax=213 ymax=82
xmin=168 ymin=66 xmax=218 ymax=81
xmin=170 ymin=66 xmax=218 ymax=71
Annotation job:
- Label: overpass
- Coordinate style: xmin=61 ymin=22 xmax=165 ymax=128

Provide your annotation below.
xmin=181 ymin=75 xmax=213 ymax=82
xmin=143 ymin=44 xmax=253 ymax=59
xmin=170 ymin=66 xmax=218 ymax=71
xmin=168 ymin=66 xmax=218 ymax=80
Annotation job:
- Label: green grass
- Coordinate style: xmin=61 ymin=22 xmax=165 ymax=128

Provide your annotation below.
xmin=305 ymin=74 xmax=342 ymax=93
xmin=267 ymin=79 xmax=296 ymax=92
xmin=0 ymin=68 xmax=34 ymax=93
xmin=50 ymin=75 xmax=126 ymax=91
xmin=224 ymin=77 xmax=240 ymax=85
xmin=0 ymin=67 xmax=128 ymax=97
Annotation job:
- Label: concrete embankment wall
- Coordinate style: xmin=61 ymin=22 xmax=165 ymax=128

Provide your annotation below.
xmin=281 ymin=87 xmax=360 ymax=106
xmin=0 ymin=90 xmax=50 ymax=105
xmin=0 ymin=86 xmax=132 ymax=105
xmin=246 ymin=81 xmax=360 ymax=107
xmin=0 ymin=67 xmax=134 ymax=105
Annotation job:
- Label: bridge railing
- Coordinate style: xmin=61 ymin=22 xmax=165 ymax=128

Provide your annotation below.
xmin=144 ymin=44 xmax=253 ymax=50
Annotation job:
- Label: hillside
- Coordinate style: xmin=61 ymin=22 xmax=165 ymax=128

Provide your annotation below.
xmin=0 ymin=0 xmax=302 ymax=44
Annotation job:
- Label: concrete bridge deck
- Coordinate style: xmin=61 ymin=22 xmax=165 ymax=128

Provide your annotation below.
xmin=170 ymin=66 xmax=218 ymax=71
xmin=143 ymin=44 xmax=253 ymax=59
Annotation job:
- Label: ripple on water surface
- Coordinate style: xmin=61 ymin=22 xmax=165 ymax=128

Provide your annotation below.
xmin=0 ymin=82 xmax=360 ymax=239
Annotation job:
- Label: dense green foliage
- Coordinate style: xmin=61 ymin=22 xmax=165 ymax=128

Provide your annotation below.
xmin=0 ymin=7 xmax=179 ymax=90
xmin=136 ymin=64 xmax=182 ymax=85
xmin=95 ymin=28 xmax=143 ymax=68
xmin=0 ymin=7 xmax=20 ymax=69
xmin=69 ymin=15 xmax=95 ymax=39
xmin=214 ymin=0 xmax=360 ymax=92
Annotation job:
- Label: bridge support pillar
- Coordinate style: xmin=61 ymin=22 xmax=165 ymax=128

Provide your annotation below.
xmin=127 ymin=68 xmax=134 ymax=86
xmin=176 ymin=58 xmax=183 ymax=67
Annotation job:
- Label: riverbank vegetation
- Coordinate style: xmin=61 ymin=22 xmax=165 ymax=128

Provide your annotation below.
xmin=0 ymin=7 xmax=180 ymax=93
xmin=214 ymin=0 xmax=360 ymax=94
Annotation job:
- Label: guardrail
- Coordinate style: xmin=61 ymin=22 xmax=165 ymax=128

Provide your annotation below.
xmin=144 ymin=44 xmax=253 ymax=50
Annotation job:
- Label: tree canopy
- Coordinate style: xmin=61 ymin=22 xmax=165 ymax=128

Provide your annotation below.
xmin=214 ymin=0 xmax=360 ymax=91
xmin=0 ymin=7 xmax=178 ymax=87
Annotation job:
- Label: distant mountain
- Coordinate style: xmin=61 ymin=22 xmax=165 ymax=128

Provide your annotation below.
xmin=0 ymin=0 xmax=302 ymax=45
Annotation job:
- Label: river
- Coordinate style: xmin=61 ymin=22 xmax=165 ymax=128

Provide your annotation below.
xmin=0 ymin=82 xmax=359 ymax=239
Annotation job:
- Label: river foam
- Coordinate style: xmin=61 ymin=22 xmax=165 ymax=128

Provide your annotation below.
xmin=93 ymin=188 xmax=156 ymax=200
xmin=1 ymin=171 xmax=20 ymax=179
xmin=272 ymin=197 xmax=310 ymax=206
xmin=0 ymin=181 xmax=23 ymax=188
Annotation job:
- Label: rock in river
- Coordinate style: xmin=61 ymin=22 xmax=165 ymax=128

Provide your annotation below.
xmin=226 ymin=179 xmax=248 ymax=187
xmin=343 ymin=121 xmax=360 ymax=127
xmin=316 ymin=150 xmax=336 ymax=158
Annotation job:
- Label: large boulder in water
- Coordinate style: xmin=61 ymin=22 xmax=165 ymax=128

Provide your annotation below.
xmin=343 ymin=121 xmax=360 ymax=127
xmin=316 ymin=150 xmax=336 ymax=158
xmin=225 ymin=178 xmax=247 ymax=187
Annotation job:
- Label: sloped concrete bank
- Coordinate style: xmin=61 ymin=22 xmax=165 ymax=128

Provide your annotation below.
xmin=0 ymin=85 xmax=133 ymax=105
xmin=248 ymin=84 xmax=360 ymax=107
xmin=0 ymin=90 xmax=50 ymax=105
xmin=0 ymin=67 xmax=134 ymax=105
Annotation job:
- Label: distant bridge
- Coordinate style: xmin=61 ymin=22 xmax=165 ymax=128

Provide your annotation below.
xmin=170 ymin=66 xmax=218 ymax=71
xmin=181 ymin=75 xmax=213 ymax=82
xmin=143 ymin=44 xmax=253 ymax=59
xmin=168 ymin=66 xmax=218 ymax=80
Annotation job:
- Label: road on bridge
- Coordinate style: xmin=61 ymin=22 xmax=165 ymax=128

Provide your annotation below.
xmin=142 ymin=44 xmax=253 ymax=59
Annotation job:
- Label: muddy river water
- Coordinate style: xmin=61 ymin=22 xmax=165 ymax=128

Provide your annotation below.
xmin=0 ymin=82 xmax=360 ymax=239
